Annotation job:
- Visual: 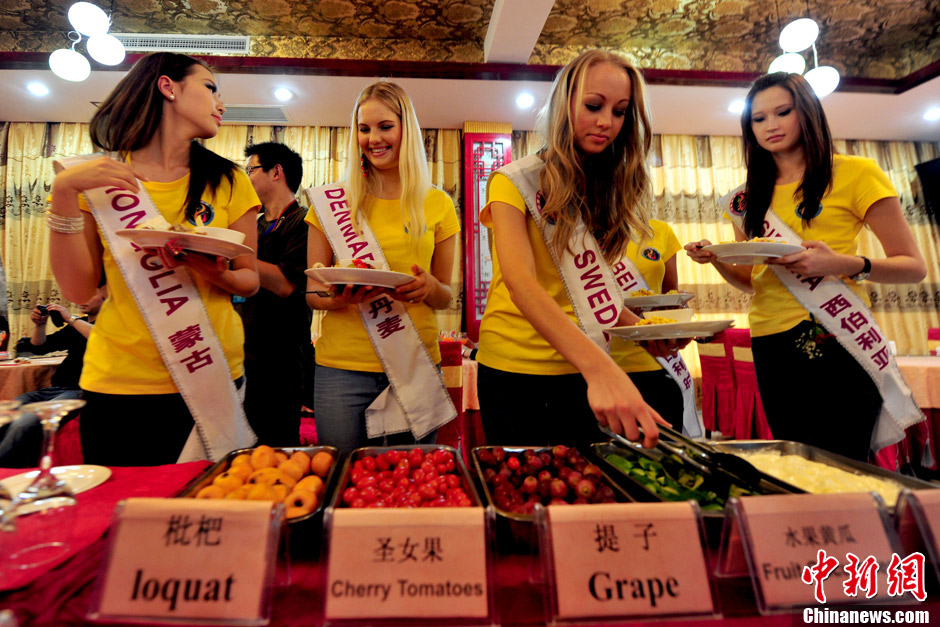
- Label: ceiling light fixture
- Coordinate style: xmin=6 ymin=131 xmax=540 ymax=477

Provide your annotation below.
xmin=728 ymin=99 xmax=746 ymax=114
xmin=273 ymin=87 xmax=293 ymax=102
xmin=49 ymin=2 xmax=126 ymax=81
xmin=515 ymin=92 xmax=535 ymax=110
xmin=925 ymin=107 xmax=940 ymax=123
xmin=768 ymin=8 xmax=840 ymax=99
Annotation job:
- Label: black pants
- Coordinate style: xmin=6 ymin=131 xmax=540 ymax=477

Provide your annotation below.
xmin=627 ymin=369 xmax=685 ymax=432
xmin=751 ymin=320 xmax=881 ymax=462
xmin=243 ymin=358 xmax=302 ymax=447
xmin=478 ymin=365 xmax=606 ymax=447
xmin=80 ymin=378 xmax=245 ymax=466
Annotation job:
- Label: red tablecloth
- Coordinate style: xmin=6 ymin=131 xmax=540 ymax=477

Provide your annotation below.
xmin=3 ymin=464 xmax=937 ymax=626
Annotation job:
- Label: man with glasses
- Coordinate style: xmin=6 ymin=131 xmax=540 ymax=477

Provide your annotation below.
xmin=239 ymin=142 xmax=312 ymax=446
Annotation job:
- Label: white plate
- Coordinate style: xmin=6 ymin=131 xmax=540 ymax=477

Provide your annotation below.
xmin=304 ymin=267 xmax=413 ymax=289
xmin=622 ymin=292 xmax=695 ymax=308
xmin=116 ymin=229 xmax=254 ymax=260
xmin=0 ymin=465 xmax=111 ymax=515
xmin=608 ymin=319 xmax=735 ymax=341
xmin=702 ymin=242 xmax=804 ymax=264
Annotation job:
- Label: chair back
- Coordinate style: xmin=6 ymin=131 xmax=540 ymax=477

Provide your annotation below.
xmin=928 ymin=328 xmax=940 ymax=356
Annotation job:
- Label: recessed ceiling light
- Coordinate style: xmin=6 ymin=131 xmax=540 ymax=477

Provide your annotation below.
xmin=924 ymin=107 xmax=940 ymax=122
xmin=27 ymin=82 xmax=50 ymax=97
xmin=274 ymin=88 xmax=293 ymax=102
xmin=728 ymin=99 xmax=745 ymax=114
xmin=515 ymin=92 xmax=535 ymax=110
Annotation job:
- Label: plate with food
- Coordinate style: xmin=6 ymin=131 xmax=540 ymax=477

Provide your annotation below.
xmin=304 ymin=259 xmax=413 ymax=289
xmin=608 ymin=317 xmax=734 ymax=341
xmin=701 ymin=239 xmax=804 ymax=265
xmin=116 ymin=227 xmax=253 ymax=260
xmin=622 ymin=290 xmax=695 ymax=308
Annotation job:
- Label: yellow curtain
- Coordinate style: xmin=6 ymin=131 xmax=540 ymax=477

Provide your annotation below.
xmin=0 ymin=122 xmax=94 ymax=346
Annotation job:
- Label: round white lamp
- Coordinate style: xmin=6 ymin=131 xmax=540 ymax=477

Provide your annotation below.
xmin=49 ymin=48 xmax=91 ymax=82
xmin=805 ymin=65 xmax=841 ymax=98
xmin=87 ymin=33 xmax=126 ymax=65
xmin=768 ymin=53 xmax=806 ymax=75
xmin=67 ymin=2 xmax=111 ymax=37
xmin=779 ymin=18 xmax=819 ymax=53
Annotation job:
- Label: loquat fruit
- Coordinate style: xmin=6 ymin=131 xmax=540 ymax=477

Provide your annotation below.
xmin=289 ymin=451 xmax=311 ymax=473
xmin=250 ymin=445 xmax=277 ymax=470
xmin=196 ymin=485 xmax=226 ymax=499
xmin=278 ymin=459 xmax=305 ymax=482
xmin=295 ymin=474 xmax=325 ymax=496
xmin=311 ymin=451 xmax=334 ymax=478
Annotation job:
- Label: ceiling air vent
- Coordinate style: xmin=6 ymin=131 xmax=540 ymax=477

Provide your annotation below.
xmin=113 ymin=34 xmax=251 ymax=55
xmin=222 ymin=106 xmax=290 ymax=124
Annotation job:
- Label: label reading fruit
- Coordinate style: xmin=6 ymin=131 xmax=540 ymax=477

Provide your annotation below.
xmin=546 ymin=502 xmax=715 ymax=619
xmin=729 ymin=493 xmax=895 ymax=610
xmin=326 ymin=508 xmax=490 ymax=620
xmin=92 ymin=498 xmax=277 ymax=622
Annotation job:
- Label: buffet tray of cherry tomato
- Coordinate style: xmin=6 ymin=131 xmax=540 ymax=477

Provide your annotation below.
xmin=471 ymin=445 xmax=633 ymax=523
xmin=328 ymin=445 xmax=483 ymax=509
xmin=178 ymin=445 xmax=340 ymax=526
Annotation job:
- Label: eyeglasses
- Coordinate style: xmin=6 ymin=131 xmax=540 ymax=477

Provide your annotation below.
xmin=245 ymin=165 xmax=265 ymax=174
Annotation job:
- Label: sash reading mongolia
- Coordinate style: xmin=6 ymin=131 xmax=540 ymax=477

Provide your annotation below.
xmin=495 ymin=155 xmax=703 ymax=437
xmin=305 ymin=184 xmax=456 ymax=439
xmin=721 ymin=184 xmax=922 ymax=451
xmin=53 ymin=153 xmax=256 ymax=462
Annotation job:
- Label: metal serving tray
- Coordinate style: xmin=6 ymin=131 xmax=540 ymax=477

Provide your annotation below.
xmin=590 ymin=441 xmax=799 ymax=517
xmin=470 ymin=445 xmax=634 ymax=524
xmin=712 ymin=440 xmax=937 ymax=510
xmin=327 ymin=444 xmax=483 ymax=509
xmin=178 ymin=445 xmax=340 ymax=525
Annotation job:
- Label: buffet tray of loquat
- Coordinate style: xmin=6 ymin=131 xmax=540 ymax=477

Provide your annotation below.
xmin=178 ymin=444 xmax=340 ymax=525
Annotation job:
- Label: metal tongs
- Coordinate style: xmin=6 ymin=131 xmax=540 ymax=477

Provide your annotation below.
xmin=656 ymin=424 xmax=765 ymax=490
xmin=599 ymin=423 xmax=764 ymax=492
xmin=599 ymin=424 xmax=732 ymax=497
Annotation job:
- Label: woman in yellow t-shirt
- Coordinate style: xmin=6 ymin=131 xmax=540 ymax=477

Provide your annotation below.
xmin=305 ymin=82 xmax=459 ymax=454
xmin=686 ymin=72 xmax=925 ymax=461
xmin=48 ymin=53 xmax=261 ymax=465
xmin=478 ymin=50 xmax=666 ymax=448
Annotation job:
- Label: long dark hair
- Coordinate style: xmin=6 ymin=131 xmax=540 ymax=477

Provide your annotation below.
xmin=740 ymin=72 xmax=833 ymax=237
xmin=89 ymin=52 xmax=235 ymax=223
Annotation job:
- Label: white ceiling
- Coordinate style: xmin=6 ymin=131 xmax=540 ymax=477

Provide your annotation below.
xmin=2 ymin=68 xmax=939 ymax=142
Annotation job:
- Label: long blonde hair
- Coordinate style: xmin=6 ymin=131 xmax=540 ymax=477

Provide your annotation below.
xmin=342 ymin=82 xmax=429 ymax=241
xmin=538 ymin=50 xmax=653 ymax=261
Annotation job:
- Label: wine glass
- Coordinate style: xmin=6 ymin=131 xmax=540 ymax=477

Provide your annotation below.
xmin=0 ymin=398 xmax=84 ymax=570
xmin=0 ymin=400 xmax=22 ymax=500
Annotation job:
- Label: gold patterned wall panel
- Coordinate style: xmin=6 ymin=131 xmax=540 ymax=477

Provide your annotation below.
xmin=3 ymin=1 xmax=937 ymax=79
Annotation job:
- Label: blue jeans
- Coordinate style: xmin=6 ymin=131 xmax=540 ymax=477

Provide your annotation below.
xmin=0 ymin=387 xmax=83 ymax=467
xmin=314 ymin=365 xmax=437 ymax=455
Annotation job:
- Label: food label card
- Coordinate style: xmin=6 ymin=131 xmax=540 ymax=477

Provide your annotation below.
xmin=545 ymin=503 xmax=716 ymax=619
xmin=734 ymin=494 xmax=901 ymax=611
xmin=92 ymin=498 xmax=277 ymax=623
xmin=325 ymin=508 xmax=489 ymax=621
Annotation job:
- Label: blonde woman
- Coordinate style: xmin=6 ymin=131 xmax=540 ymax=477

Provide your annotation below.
xmin=477 ymin=50 xmax=667 ymax=447
xmin=305 ymin=82 xmax=459 ymax=454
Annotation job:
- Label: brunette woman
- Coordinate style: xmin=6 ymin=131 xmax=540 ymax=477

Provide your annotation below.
xmin=686 ymin=72 xmax=925 ymax=461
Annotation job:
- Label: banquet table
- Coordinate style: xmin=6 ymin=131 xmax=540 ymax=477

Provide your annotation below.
xmin=0 ymin=355 xmax=65 ymax=400
xmin=2 ymin=463 xmax=937 ymax=626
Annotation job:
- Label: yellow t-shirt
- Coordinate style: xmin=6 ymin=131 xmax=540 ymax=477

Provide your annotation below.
xmin=748 ymin=155 xmax=897 ymax=337
xmin=305 ymin=187 xmax=460 ymax=372
xmin=80 ymin=170 xmax=260 ymax=394
xmin=477 ymin=172 xmax=581 ymax=375
xmin=610 ymin=220 xmax=681 ymax=373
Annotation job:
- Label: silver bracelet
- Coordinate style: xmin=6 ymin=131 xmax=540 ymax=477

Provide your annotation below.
xmin=46 ymin=212 xmax=85 ymax=234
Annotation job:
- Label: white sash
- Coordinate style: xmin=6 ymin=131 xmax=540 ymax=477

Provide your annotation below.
xmin=721 ymin=184 xmax=923 ymax=450
xmin=54 ymin=153 xmax=256 ymax=462
xmin=304 ymin=184 xmax=456 ymax=439
xmin=497 ymin=155 xmax=704 ymax=437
